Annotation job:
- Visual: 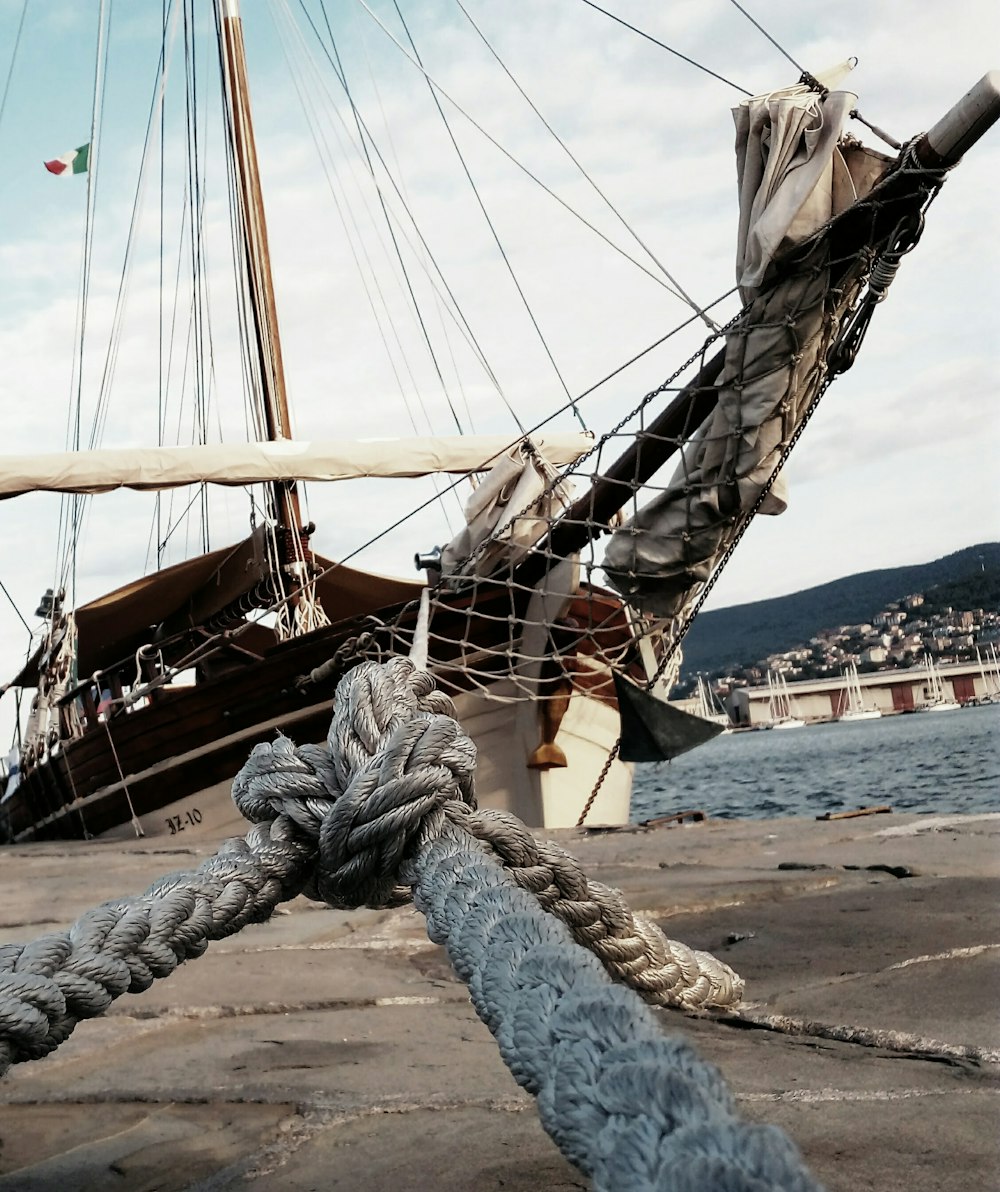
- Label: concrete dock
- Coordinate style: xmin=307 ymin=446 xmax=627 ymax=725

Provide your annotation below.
xmin=0 ymin=811 xmax=997 ymax=1190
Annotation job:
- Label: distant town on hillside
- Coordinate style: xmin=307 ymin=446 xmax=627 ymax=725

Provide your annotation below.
xmin=674 ymin=543 xmax=1000 ymax=699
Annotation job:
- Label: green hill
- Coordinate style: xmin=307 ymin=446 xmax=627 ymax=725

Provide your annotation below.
xmin=680 ymin=542 xmax=1000 ymax=677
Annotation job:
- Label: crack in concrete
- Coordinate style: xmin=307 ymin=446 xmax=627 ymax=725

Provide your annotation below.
xmin=180 ymin=1094 xmax=537 ymax=1189
xmin=740 ymin=1087 xmax=1000 ymax=1103
xmin=718 ymin=1006 xmax=1000 ymax=1067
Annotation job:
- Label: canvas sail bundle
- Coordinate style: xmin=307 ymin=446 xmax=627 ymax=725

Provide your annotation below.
xmin=602 ymin=65 xmax=893 ymax=617
xmin=440 ymin=441 xmax=576 ymax=579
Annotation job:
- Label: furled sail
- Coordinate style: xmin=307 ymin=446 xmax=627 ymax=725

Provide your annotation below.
xmin=602 ymin=65 xmax=893 ymax=616
xmin=0 ymin=434 xmax=593 ymax=499
xmin=440 ymin=441 xmax=575 ymax=578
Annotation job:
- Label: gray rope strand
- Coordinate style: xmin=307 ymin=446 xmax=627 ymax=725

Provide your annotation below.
xmin=0 ymin=818 xmax=316 ymax=1075
xmin=406 ymin=827 xmax=821 ymax=1191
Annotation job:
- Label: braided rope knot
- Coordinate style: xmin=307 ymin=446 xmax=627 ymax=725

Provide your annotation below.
xmin=233 ymin=657 xmax=477 ymax=910
xmin=231 ymin=657 xmax=742 ymax=1006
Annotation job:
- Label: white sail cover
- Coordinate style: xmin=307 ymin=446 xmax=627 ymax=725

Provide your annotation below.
xmin=0 ymin=434 xmax=592 ymax=499
xmin=602 ymin=66 xmax=893 ymax=616
xmin=735 ymin=61 xmax=859 ymax=297
xmin=440 ymin=441 xmax=575 ymax=577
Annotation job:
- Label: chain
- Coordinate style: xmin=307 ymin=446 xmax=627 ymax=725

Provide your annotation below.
xmin=574 ymin=739 xmax=620 ymax=828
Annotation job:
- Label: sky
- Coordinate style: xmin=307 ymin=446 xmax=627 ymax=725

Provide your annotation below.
xmin=0 ymin=0 xmax=998 ymax=744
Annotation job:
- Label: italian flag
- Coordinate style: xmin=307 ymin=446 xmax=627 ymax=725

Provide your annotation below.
xmin=44 ymin=143 xmax=90 ymax=176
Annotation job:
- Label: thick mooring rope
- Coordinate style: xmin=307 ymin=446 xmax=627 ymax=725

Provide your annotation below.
xmin=408 ymin=829 xmax=820 ymax=1190
xmin=0 ymin=657 xmax=819 ymax=1189
xmin=0 ymin=819 xmax=314 ymax=1070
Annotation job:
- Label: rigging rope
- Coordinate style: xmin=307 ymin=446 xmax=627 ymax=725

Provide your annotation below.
xmin=54 ymin=0 xmax=111 ymax=618
xmin=393 ymin=0 xmax=587 ymax=429
xmin=278 ymin=1 xmax=466 ymax=448
xmin=455 ymin=0 xmax=720 ymax=334
xmin=0 ymin=0 xmax=28 ymax=134
xmin=321 ymin=12 xmax=468 ymax=438
xmin=349 ymin=0 xmax=699 ymax=304
xmin=300 ymin=0 xmax=525 ymax=439
xmin=725 ymin=0 xmax=806 ymax=78
xmin=578 ymin=0 xmax=752 ymax=97
xmin=0 ymin=579 xmax=32 ymax=636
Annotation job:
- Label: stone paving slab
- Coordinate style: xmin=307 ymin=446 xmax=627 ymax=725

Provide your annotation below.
xmin=236 ymin=1105 xmax=585 ymax=1191
xmin=0 ymin=1103 xmax=293 ymax=1192
xmin=0 ymin=812 xmax=997 ymax=1190
xmin=4 ymin=1003 xmax=511 ymax=1108
xmin=655 ymin=874 xmax=998 ymax=1004
xmin=740 ymin=1090 xmax=1000 ymax=1192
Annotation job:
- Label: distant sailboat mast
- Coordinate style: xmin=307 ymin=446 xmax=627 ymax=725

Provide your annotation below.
xmin=837 ymin=661 xmax=881 ymax=721
xmin=919 ymin=653 xmax=960 ymax=712
xmin=976 ymin=645 xmax=1000 ymax=701
xmin=696 ymin=675 xmax=731 ymax=729
xmin=767 ymin=670 xmax=804 ymax=729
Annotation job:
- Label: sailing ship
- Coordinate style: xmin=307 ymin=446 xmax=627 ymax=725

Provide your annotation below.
xmin=836 ymin=661 xmax=882 ymax=721
xmin=696 ymin=676 xmax=732 ymax=732
xmin=0 ymin=5 xmax=996 ymax=842
xmin=766 ymin=671 xmax=805 ymax=729
xmin=917 ymin=654 xmax=961 ymax=712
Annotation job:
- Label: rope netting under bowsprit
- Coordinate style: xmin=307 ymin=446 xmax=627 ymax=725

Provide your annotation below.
xmin=0 ymin=656 xmax=823 ymax=1190
xmin=356 ymin=140 xmax=947 ymax=712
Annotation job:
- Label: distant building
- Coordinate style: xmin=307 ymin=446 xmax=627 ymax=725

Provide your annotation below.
xmin=861 ymin=646 xmax=888 ymax=664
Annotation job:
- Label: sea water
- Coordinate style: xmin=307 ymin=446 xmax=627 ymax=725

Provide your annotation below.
xmin=631 ymin=700 xmax=999 ymax=821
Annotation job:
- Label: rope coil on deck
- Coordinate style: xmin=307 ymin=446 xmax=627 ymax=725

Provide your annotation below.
xmin=0 ymin=656 xmax=821 ymax=1190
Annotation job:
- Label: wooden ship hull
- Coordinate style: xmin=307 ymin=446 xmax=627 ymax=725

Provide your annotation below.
xmin=0 ymin=582 xmax=645 ymax=842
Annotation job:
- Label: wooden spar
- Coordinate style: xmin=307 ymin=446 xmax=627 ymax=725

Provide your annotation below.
xmin=217 ymin=0 xmax=302 ymax=541
xmin=918 ymin=71 xmax=1000 ymax=167
xmin=512 ymin=348 xmax=725 ymax=591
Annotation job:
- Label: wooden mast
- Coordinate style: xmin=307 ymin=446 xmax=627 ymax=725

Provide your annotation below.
xmin=217 ymin=0 xmax=304 ymax=551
